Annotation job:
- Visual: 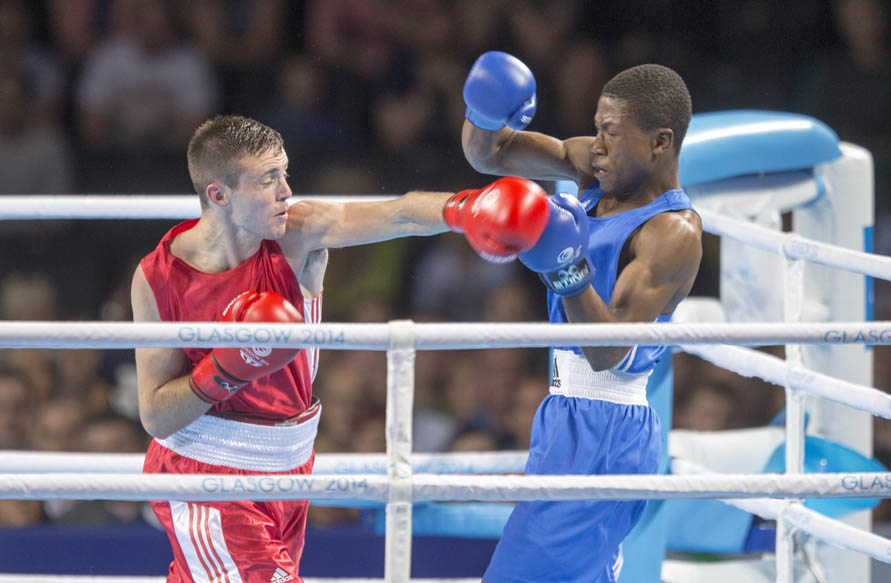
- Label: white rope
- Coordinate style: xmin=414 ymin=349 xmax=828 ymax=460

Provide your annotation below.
xmin=0 ymin=578 xmax=475 ymax=583
xmin=0 ymin=195 xmax=392 ymax=219
xmin=698 ymin=208 xmax=891 ymax=281
xmin=3 ymin=195 xmax=888 ymax=281
xmin=1 ymin=472 xmax=889 ymax=502
xmin=0 ymin=450 xmax=529 ymax=475
xmin=672 ymin=459 xmax=891 ymax=564
xmin=1 ymin=321 xmax=890 ymax=350
xmin=680 ymin=344 xmax=891 ymax=419
xmin=0 ymin=578 xmax=165 ymax=583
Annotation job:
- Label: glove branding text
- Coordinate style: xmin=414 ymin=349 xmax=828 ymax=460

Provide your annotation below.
xmin=549 ymin=260 xmax=592 ymax=293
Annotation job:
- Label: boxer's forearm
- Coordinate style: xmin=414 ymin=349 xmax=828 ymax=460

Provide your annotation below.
xmin=139 ymin=374 xmax=211 ymax=439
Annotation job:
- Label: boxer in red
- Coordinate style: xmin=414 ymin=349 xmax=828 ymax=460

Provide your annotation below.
xmin=131 ymin=116 xmax=548 ymax=583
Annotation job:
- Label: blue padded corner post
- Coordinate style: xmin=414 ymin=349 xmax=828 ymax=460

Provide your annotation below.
xmin=679 ymin=110 xmax=842 ymax=187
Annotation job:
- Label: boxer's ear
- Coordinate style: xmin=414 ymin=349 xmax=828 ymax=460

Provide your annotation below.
xmin=652 ymin=128 xmax=674 ymax=157
xmin=206 ymin=182 xmax=229 ymax=207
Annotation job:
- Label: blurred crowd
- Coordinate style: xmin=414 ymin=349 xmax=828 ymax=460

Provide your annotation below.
xmin=1 ymin=0 xmax=890 ymax=529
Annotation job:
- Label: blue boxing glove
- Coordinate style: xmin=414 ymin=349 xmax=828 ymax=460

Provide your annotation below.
xmin=519 ymin=193 xmax=594 ymax=296
xmin=463 ymin=51 xmax=537 ymax=131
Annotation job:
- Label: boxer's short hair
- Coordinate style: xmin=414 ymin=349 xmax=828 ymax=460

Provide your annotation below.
xmin=601 ymin=64 xmax=692 ymax=154
xmin=187 ymin=115 xmax=284 ymax=207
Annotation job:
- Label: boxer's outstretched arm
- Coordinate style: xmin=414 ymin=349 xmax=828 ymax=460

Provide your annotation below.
xmin=131 ymin=265 xmax=211 ymax=438
xmin=462 ymin=122 xmax=598 ymax=187
xmin=284 ymin=191 xmax=454 ymax=252
xmin=562 ymin=211 xmax=702 ymax=370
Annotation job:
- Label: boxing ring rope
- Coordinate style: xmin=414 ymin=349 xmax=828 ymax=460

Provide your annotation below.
xmin=3 ymin=319 xmax=891 ymax=579
xmin=2 ymin=194 xmax=889 ymax=581
xmin=0 ymin=450 xmax=530 ymax=475
xmin=680 ymin=343 xmax=891 ymax=419
xmin=0 ymin=578 xmax=475 ymax=583
xmin=700 ymin=209 xmax=891 ymax=280
xmin=3 ymin=195 xmax=890 ymax=280
xmin=5 ymin=470 xmax=891 ymax=503
xmin=1 ymin=320 xmax=890 ymax=350
xmin=670 ymin=459 xmax=891 ymax=563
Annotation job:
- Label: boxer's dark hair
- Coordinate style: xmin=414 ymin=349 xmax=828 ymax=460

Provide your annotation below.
xmin=187 ymin=116 xmax=284 ymax=208
xmin=601 ymin=64 xmax=692 ymax=155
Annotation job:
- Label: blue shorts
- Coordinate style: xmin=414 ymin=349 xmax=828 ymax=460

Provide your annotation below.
xmin=483 ymin=395 xmax=662 ymax=583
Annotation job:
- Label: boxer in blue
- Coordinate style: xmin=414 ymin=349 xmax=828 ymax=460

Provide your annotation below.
xmin=448 ymin=53 xmax=703 ymax=582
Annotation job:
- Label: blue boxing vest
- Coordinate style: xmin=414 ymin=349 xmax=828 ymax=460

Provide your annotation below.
xmin=547 ymin=183 xmax=695 ymax=374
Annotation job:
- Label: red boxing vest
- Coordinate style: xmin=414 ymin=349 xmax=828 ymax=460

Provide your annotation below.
xmin=140 ymin=219 xmax=315 ymax=419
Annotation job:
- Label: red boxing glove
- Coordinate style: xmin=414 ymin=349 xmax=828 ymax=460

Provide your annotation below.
xmin=443 ymin=177 xmax=550 ymax=263
xmin=189 ymin=291 xmax=303 ymax=404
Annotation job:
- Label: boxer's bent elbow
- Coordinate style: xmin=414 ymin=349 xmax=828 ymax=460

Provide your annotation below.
xmin=139 ymin=407 xmax=178 ymax=440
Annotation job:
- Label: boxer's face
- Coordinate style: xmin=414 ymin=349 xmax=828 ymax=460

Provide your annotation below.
xmin=229 ymin=147 xmax=292 ymax=239
xmin=589 ymin=96 xmax=658 ymax=198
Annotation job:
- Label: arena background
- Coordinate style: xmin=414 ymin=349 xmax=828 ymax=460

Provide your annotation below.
xmin=0 ymin=0 xmax=890 ymax=578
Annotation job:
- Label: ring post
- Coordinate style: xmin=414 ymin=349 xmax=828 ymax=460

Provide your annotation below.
xmin=777 ymin=238 xmax=807 ymax=583
xmin=385 ymin=320 xmax=416 ymax=583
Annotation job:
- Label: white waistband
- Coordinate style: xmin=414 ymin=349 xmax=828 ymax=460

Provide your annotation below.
xmin=158 ymin=409 xmax=320 ymax=472
xmin=550 ymin=349 xmax=650 ymax=406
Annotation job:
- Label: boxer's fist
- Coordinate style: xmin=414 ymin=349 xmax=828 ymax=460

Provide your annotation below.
xmin=443 ymin=177 xmax=550 ymax=263
xmin=519 ymin=193 xmax=594 ymax=296
xmin=463 ymin=51 xmax=537 ymax=131
xmin=189 ymin=291 xmax=303 ymax=404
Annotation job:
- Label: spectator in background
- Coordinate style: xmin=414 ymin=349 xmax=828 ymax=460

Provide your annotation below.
xmin=410 ymin=235 xmax=522 ymax=321
xmin=672 ymin=379 xmax=741 ymax=432
xmin=55 ymin=349 xmax=112 ymax=418
xmin=448 ymin=424 xmax=501 ymax=453
xmin=30 ymin=396 xmax=91 ymax=521
xmin=476 ymin=348 xmax=543 ymax=447
xmin=181 ymin=0 xmax=285 ymax=114
xmin=483 ymin=279 xmax=541 ymax=323
xmin=795 ymin=0 xmax=891 ymax=214
xmin=28 ymin=395 xmax=89 ymax=453
xmin=0 ymin=373 xmax=32 ymax=449
xmin=0 ymin=67 xmax=73 ymax=195
xmin=413 ymin=347 xmax=457 ymax=453
xmin=451 ymin=0 xmax=508 ymax=61
xmin=54 ymin=413 xmax=150 ymax=525
xmin=441 ymin=356 xmax=496 ymax=434
xmin=74 ymin=0 xmax=217 ymax=153
xmin=0 ymin=0 xmax=65 ymax=125
xmin=369 ymin=90 xmax=442 ymax=192
xmin=506 ymin=0 xmax=576 ymax=69
xmin=351 ymin=415 xmax=387 ymax=454
xmin=257 ymin=55 xmax=357 ymax=190
xmin=313 ymin=355 xmax=373 ymax=453
xmin=305 ymin=0 xmax=400 ymax=142
xmin=2 ymin=348 xmax=55 ymax=407
xmin=501 ymin=377 xmax=549 ymax=450
xmin=552 ymin=41 xmax=610 ymax=137
xmin=0 ymin=500 xmax=44 ymax=526
xmin=72 ymin=0 xmax=217 ymax=194
xmin=0 ymin=272 xmax=57 ymax=321
xmin=45 ymin=0 xmax=137 ymax=64
xmin=306 ymin=0 xmax=399 ymax=85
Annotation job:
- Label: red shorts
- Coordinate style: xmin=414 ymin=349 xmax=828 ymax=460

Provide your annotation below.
xmin=145 ymin=439 xmax=314 ymax=583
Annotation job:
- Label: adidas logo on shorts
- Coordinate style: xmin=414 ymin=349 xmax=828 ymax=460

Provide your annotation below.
xmin=270 ymin=567 xmax=294 ymax=582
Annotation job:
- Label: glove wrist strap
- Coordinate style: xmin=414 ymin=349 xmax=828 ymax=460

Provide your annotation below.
xmin=189 ymin=353 xmax=247 ymax=404
xmin=541 ymin=257 xmax=594 ymax=297
xmin=443 ymin=190 xmax=473 ymax=233
xmin=465 ymin=107 xmax=506 ymax=131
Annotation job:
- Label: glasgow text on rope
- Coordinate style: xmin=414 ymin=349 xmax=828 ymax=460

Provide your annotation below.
xmin=824 ymin=329 xmax=891 ymax=344
xmin=177 ymin=326 xmax=346 ymax=346
xmin=201 ymin=476 xmax=368 ymax=494
xmin=840 ymin=474 xmax=891 ymax=492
